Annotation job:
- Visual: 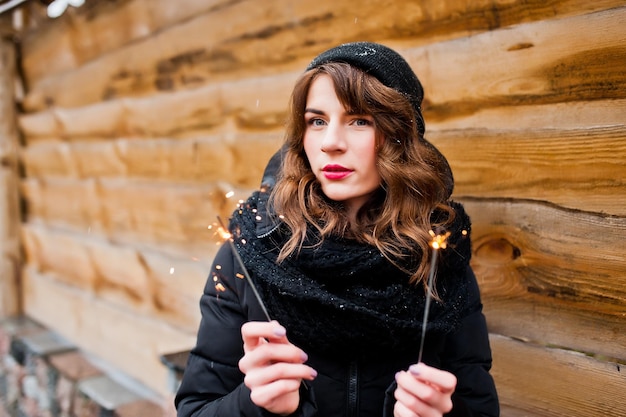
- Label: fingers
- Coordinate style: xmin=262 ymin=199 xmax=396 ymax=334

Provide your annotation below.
xmin=239 ymin=342 xmax=310 ymax=373
xmin=239 ymin=319 xmax=317 ymax=386
xmin=407 ymin=363 xmax=457 ymax=394
xmin=244 ymin=361 xmax=317 ymax=388
xmin=394 ymin=363 xmax=457 ymax=417
xmin=248 ymin=378 xmax=302 ymax=412
xmin=238 ymin=320 xmax=317 ymax=415
xmin=240 ymin=321 xmax=309 ymax=371
xmin=241 ymin=320 xmax=289 ymax=351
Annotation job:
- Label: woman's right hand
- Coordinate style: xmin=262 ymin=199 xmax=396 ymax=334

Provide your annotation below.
xmin=393 ymin=363 xmax=457 ymax=417
xmin=239 ymin=321 xmax=317 ymax=416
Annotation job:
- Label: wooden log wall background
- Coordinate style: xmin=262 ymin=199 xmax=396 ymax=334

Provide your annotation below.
xmin=0 ymin=12 xmax=21 ymax=318
xmin=7 ymin=0 xmax=626 ymax=415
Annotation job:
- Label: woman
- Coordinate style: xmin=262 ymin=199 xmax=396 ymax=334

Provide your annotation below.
xmin=176 ymin=42 xmax=499 ymax=417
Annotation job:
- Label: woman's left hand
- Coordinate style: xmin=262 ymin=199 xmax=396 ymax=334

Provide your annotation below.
xmin=393 ymin=362 xmax=457 ymax=417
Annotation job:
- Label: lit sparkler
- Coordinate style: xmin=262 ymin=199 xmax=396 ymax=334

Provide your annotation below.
xmin=216 ymin=216 xmax=271 ymax=321
xmin=417 ymin=228 xmax=451 ymax=363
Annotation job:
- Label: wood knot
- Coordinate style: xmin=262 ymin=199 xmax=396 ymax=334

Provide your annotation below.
xmin=474 ymin=237 xmax=521 ymax=265
xmin=507 ymin=42 xmax=534 ymax=51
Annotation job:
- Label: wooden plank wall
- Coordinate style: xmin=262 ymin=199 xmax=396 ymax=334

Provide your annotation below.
xmin=0 ymin=13 xmax=21 ymax=317
xmin=12 ymin=0 xmax=626 ymax=414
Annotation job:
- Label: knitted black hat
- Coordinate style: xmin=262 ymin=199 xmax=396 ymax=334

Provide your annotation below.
xmin=307 ymin=42 xmax=426 ymax=135
xmin=306 ymin=41 xmax=454 ymax=196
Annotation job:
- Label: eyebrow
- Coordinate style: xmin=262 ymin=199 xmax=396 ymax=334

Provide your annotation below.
xmin=304 ymin=107 xmax=370 ymax=117
xmin=304 ymin=108 xmax=324 ymax=115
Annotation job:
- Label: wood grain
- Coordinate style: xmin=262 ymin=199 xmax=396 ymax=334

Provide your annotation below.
xmin=463 ymin=198 xmax=626 ymax=361
xmin=411 ymin=7 xmax=626 ymax=121
xmin=426 ymin=97 xmax=626 ymax=131
xmin=18 ymin=75 xmax=296 ymax=140
xmin=22 ymin=267 xmax=197 ymax=397
xmin=20 ymin=132 xmax=283 ymax=188
xmin=0 ymin=13 xmax=21 ymax=317
xmin=437 ymin=126 xmax=626 ymax=216
xmin=490 ymin=334 xmax=626 ymax=417
xmin=22 ymin=223 xmax=209 ymax=332
xmin=20 ymin=177 xmax=251 ymax=253
xmin=20 ymin=0 xmax=626 ymax=110
xmin=20 ymin=0 xmax=223 ymax=84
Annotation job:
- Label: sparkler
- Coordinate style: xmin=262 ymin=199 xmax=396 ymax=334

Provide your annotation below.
xmin=417 ymin=228 xmax=451 ymax=364
xmin=216 ymin=216 xmax=272 ymax=321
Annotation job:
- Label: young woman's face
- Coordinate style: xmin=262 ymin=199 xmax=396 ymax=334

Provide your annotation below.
xmin=303 ymin=74 xmax=381 ymax=218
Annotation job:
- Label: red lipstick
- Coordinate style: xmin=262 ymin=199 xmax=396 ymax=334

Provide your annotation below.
xmin=322 ymin=164 xmax=353 ymax=180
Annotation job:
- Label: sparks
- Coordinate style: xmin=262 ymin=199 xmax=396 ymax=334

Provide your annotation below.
xmin=216 ymin=216 xmax=271 ymax=321
xmin=429 ymin=229 xmax=451 ymax=250
xmin=418 ymin=228 xmax=451 ymax=363
xmin=216 ymin=225 xmax=232 ymax=241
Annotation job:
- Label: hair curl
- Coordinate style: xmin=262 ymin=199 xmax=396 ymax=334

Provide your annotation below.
xmin=270 ymin=62 xmax=454 ymax=287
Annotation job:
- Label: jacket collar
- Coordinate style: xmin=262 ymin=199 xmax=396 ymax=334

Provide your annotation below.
xmin=255 ymin=147 xmax=284 ymax=238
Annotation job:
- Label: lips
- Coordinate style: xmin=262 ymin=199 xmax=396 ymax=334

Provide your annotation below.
xmin=322 ymin=164 xmax=353 ymax=180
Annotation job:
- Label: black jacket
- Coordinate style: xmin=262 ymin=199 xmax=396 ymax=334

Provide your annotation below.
xmin=176 ymin=153 xmax=499 ymax=417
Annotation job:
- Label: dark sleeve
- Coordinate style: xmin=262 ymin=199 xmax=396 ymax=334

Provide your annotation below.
xmin=175 ymin=242 xmax=317 ymax=417
xmin=441 ymin=267 xmax=500 ymax=417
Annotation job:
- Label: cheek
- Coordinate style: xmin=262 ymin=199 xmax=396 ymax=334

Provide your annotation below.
xmin=356 ymin=141 xmax=378 ymax=165
xmin=362 ymin=142 xmax=381 ymax=183
xmin=303 ymin=140 xmax=312 ymax=163
xmin=303 ymin=135 xmax=317 ymax=162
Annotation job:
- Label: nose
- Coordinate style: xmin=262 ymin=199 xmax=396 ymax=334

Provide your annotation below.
xmin=320 ymin=122 xmax=346 ymax=153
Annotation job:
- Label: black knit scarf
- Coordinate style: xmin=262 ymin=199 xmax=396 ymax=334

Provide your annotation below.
xmin=230 ymin=192 xmax=473 ymax=360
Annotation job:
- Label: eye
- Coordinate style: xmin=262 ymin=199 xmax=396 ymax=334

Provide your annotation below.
xmin=352 ymin=117 xmax=373 ymax=127
xmin=307 ymin=118 xmax=327 ymax=127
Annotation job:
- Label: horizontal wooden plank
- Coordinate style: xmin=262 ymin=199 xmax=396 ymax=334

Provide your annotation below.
xmin=464 ymin=199 xmax=626 ymax=361
xmin=437 ymin=126 xmax=626 ymax=216
xmin=498 ymin=405 xmax=542 ymax=417
xmin=18 ymin=140 xmax=76 ymax=176
xmin=426 ymin=97 xmax=626 ymax=131
xmin=20 ymin=0 xmax=224 ymax=85
xmin=20 ymin=1 xmax=626 ymax=111
xmin=0 ymin=258 xmax=19 ymax=318
xmin=490 ymin=334 xmax=626 ymax=417
xmin=20 ymin=177 xmax=252 ymax=251
xmin=20 ymin=132 xmax=283 ymax=188
xmin=22 ymin=267 xmax=197 ymax=396
xmin=414 ymin=6 xmax=626 ymax=123
xmin=21 ymin=223 xmax=209 ymax=333
xmin=19 ymin=84 xmax=226 ymax=139
xmin=21 ymin=224 xmax=96 ymax=290
xmin=18 ymin=75 xmax=296 ymax=140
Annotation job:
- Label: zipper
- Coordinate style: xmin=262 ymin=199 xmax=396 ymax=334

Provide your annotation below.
xmin=256 ymin=222 xmax=280 ymax=239
xmin=347 ymin=360 xmax=359 ymax=417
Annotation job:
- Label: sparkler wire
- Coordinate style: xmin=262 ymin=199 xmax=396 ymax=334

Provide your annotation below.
xmin=417 ymin=246 xmax=439 ymax=364
xmin=217 ymin=216 xmax=272 ymax=321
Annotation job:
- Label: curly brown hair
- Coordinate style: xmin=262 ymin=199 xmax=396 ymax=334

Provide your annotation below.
xmin=270 ymin=62 xmax=454 ymax=287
